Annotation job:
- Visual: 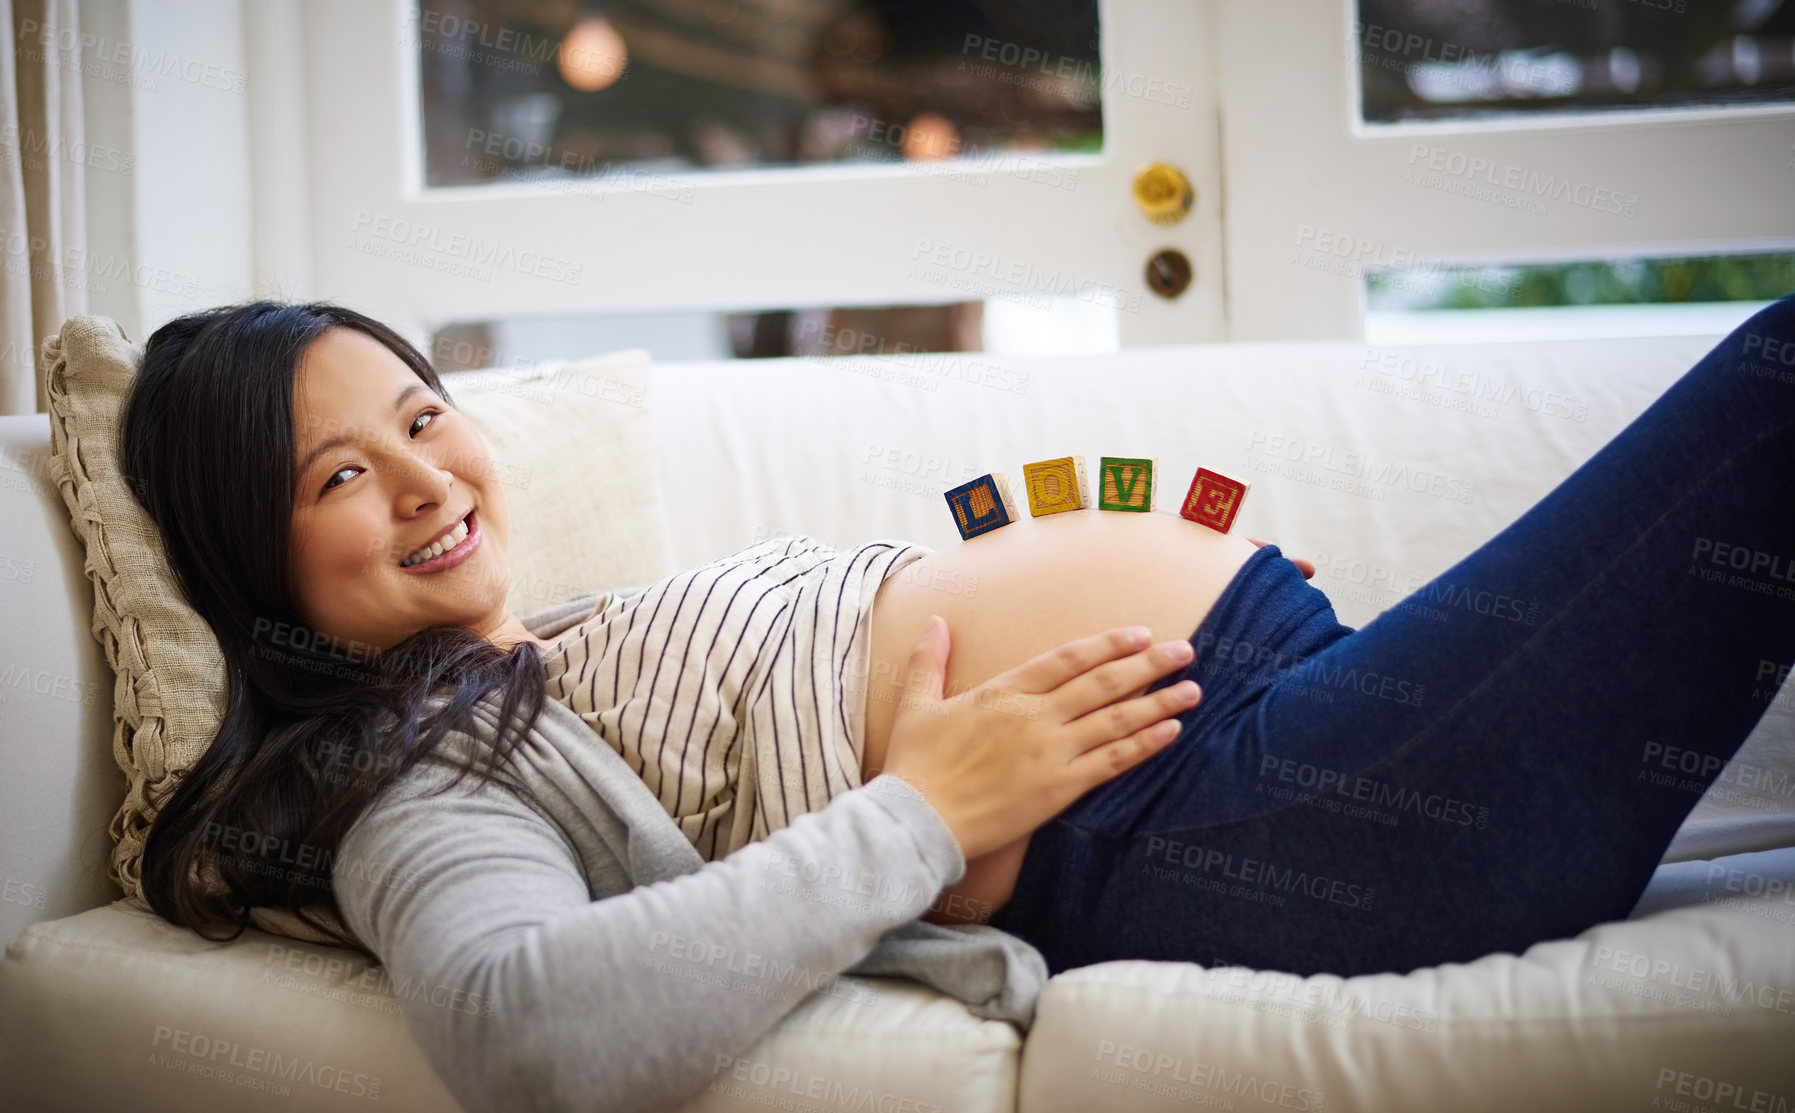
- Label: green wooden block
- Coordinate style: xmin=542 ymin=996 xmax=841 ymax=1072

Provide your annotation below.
xmin=1098 ymin=456 xmax=1157 ymax=512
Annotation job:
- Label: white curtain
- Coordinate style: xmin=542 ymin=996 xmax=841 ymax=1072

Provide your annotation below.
xmin=0 ymin=0 xmax=87 ymax=416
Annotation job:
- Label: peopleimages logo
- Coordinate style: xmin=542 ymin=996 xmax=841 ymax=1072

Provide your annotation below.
xmin=15 ymin=18 xmax=248 ymax=92
xmin=1092 ymin=1040 xmax=1326 ymax=1110
xmin=1653 ymin=1069 xmax=1790 ymax=1112
xmin=1406 ymin=142 xmax=1640 ymax=218
xmin=959 ymin=33 xmax=1193 ymax=108
xmin=1143 ymin=835 xmax=1377 ymax=910
xmin=0 ymin=124 xmax=134 ymax=174
xmin=350 ymin=210 xmax=583 ymax=286
xmin=1258 ymin=755 xmax=1491 ymax=829
xmin=150 ymin=1025 xmax=382 ymax=1100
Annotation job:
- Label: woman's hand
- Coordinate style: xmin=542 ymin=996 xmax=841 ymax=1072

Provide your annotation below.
xmin=877 ymin=617 xmax=1203 ymax=862
xmin=1247 ymin=537 xmax=1316 ymax=579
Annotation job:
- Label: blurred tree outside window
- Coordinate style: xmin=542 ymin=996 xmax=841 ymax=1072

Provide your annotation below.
xmin=1368 ymin=253 xmax=1795 ymax=312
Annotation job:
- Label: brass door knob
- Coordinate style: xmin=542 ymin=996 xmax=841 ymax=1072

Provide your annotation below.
xmin=1132 ymin=162 xmax=1194 ymax=224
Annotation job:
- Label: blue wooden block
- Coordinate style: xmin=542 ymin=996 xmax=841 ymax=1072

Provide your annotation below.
xmin=944 ymin=472 xmax=1020 ymax=539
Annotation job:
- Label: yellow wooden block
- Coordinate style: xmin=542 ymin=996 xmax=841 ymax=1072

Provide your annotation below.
xmin=1022 ymin=455 xmax=1089 ymax=516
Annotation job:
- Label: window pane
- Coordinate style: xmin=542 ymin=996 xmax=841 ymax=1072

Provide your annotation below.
xmin=428 ymin=297 xmax=1116 ymax=371
xmin=416 ymin=0 xmax=1102 ymax=189
xmin=1356 ymin=0 xmax=1795 ymax=122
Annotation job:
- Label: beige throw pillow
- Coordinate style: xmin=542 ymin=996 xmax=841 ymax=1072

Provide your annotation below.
xmin=41 ymin=315 xmax=675 ymax=945
xmin=441 ymin=351 xmax=676 ymax=618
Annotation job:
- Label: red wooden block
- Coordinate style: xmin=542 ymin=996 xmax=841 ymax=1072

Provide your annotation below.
xmin=1180 ymin=467 xmax=1250 ymax=533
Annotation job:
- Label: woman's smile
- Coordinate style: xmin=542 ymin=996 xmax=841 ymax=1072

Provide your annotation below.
xmin=399 ymin=508 xmax=482 ymax=573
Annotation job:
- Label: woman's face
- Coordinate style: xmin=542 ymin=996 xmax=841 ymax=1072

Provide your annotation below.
xmin=288 ymin=326 xmax=516 ymax=654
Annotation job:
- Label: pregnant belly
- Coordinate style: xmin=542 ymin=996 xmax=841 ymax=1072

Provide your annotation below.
xmin=857 ymin=509 xmax=1258 ymax=924
xmin=860 ymin=509 xmax=1259 ymax=785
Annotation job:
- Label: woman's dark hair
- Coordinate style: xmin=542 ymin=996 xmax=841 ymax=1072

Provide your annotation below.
xmin=120 ymin=300 xmax=548 ymax=952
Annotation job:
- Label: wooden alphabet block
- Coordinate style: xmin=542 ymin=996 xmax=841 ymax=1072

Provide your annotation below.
xmin=1098 ymin=457 xmax=1157 ymax=512
xmin=945 ymin=472 xmax=1020 ymax=539
xmin=1022 ymin=455 xmax=1089 ymax=516
xmin=1180 ymin=467 xmax=1250 ymax=533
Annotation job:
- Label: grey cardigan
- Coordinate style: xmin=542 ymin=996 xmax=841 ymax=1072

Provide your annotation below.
xmin=332 ymin=591 xmax=1049 ymax=1113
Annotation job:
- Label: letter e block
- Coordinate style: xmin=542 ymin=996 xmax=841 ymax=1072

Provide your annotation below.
xmin=1022 ymin=455 xmax=1089 ymax=516
xmin=1180 ymin=467 xmax=1250 ymax=533
xmin=945 ymin=473 xmax=1020 ymax=539
xmin=1098 ymin=457 xmax=1157 ymax=512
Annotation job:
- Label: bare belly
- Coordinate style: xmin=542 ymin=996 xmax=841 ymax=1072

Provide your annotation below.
xmin=857 ymin=509 xmax=1258 ymax=919
xmin=857 ymin=510 xmax=1258 ymax=927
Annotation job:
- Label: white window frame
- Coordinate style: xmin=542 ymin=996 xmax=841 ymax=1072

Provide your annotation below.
xmin=1213 ymin=0 xmax=1795 ymax=342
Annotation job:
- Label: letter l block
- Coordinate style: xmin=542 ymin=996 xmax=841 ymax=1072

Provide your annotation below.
xmin=945 ymin=473 xmax=1020 ymax=539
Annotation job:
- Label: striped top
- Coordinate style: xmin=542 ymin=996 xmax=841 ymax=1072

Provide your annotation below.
xmin=540 ymin=534 xmax=933 ymax=861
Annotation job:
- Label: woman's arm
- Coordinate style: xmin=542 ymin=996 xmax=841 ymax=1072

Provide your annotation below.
xmin=925 ymin=835 xmax=1031 ymax=925
xmin=335 ymin=759 xmax=965 ymax=1113
xmin=334 ymin=623 xmax=1197 ymax=1113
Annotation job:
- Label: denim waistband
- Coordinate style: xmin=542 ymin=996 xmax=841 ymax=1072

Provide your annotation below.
xmin=1052 ymin=543 xmax=1354 ymax=833
xmin=1149 ymin=543 xmax=1354 ymax=712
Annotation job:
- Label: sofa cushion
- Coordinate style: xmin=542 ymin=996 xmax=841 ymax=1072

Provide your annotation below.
xmin=38 ymin=316 xmax=675 ymax=945
xmin=1015 ymin=846 xmax=1795 ymax=1113
xmin=0 ymin=902 xmax=1020 ymax=1113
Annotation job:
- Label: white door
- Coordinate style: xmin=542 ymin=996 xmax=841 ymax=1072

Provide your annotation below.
xmin=1215 ymin=0 xmax=1795 ymax=341
xmin=294 ymin=0 xmax=1229 ymax=348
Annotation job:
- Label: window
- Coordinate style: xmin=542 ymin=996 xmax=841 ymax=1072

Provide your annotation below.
xmin=417 ymin=0 xmax=1103 ymax=188
xmin=1357 ymin=0 xmax=1795 ymax=123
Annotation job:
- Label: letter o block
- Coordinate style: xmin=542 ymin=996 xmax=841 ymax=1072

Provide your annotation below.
xmin=1022 ymin=455 xmax=1089 ymax=516
xmin=945 ymin=472 xmax=1020 ymax=539
xmin=1181 ymin=467 xmax=1250 ymax=533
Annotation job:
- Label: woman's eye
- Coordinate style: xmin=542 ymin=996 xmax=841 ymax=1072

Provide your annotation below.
xmin=317 ymin=409 xmax=440 ymax=496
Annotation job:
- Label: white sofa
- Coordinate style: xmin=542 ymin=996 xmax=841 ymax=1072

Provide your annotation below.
xmin=4 ymin=332 xmax=1794 ymax=1112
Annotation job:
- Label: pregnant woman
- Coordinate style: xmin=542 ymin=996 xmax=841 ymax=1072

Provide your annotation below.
xmin=122 ymin=295 xmax=1795 ymax=1110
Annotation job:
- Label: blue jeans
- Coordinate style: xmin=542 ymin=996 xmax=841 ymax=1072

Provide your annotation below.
xmin=989 ymin=294 xmax=1795 ymax=977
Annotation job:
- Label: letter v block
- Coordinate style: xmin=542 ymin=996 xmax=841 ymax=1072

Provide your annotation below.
xmin=1098 ymin=457 xmax=1157 ymax=512
xmin=945 ymin=472 xmax=1020 ymax=539
xmin=1022 ymin=455 xmax=1089 ymax=516
xmin=1180 ymin=467 xmax=1251 ymax=533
